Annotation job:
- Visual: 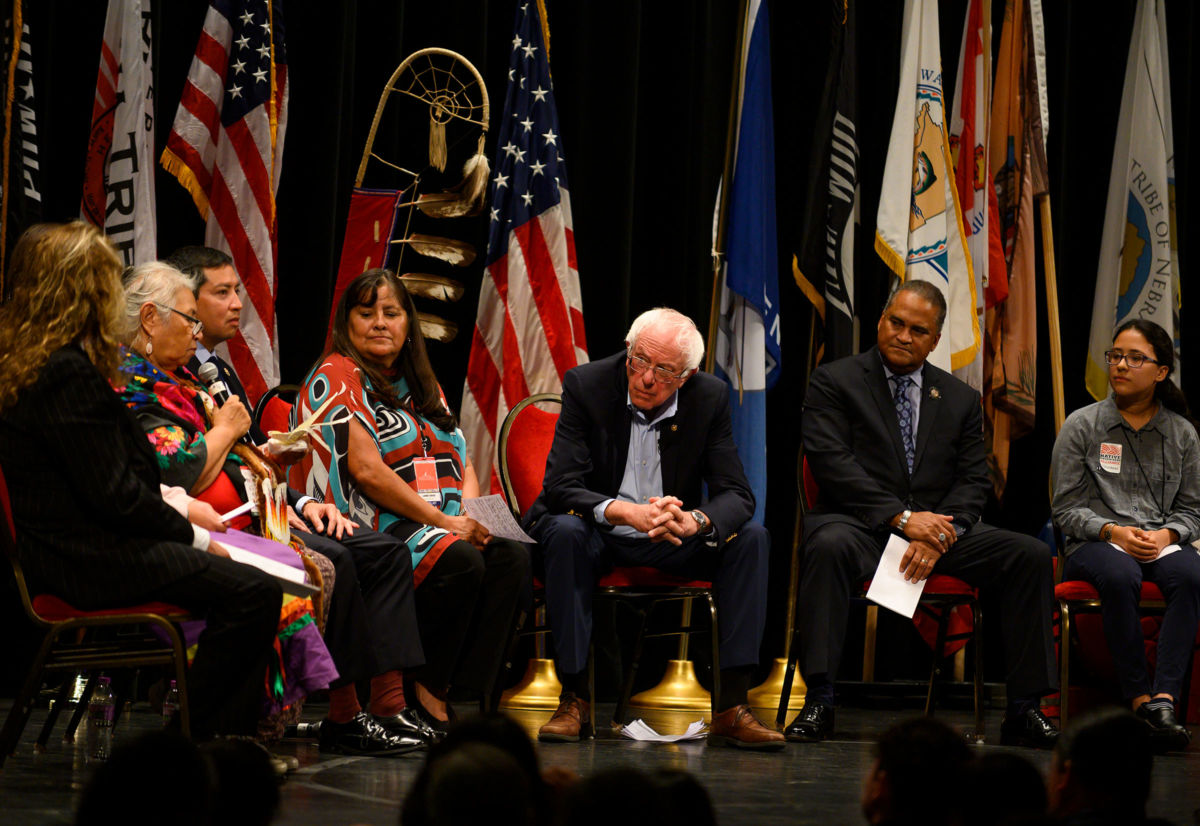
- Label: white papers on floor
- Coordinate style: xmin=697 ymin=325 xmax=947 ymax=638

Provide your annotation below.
xmin=620 ymin=718 xmax=708 ymax=742
xmin=463 ymin=494 xmax=536 ymax=542
xmin=865 ymin=533 xmax=926 ymax=618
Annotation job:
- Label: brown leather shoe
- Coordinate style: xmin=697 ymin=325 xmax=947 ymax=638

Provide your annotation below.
xmin=707 ymin=704 xmax=786 ymax=751
xmin=538 ymin=694 xmax=592 ymax=742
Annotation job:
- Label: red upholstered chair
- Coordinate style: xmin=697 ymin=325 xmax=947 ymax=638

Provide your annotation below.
xmin=496 ymin=394 xmax=721 ymax=727
xmin=0 ymin=464 xmax=193 ymax=768
xmin=253 ymin=383 xmax=301 ymax=438
xmin=777 ymin=453 xmax=984 ymax=741
xmin=1050 ymin=525 xmax=1198 ymax=726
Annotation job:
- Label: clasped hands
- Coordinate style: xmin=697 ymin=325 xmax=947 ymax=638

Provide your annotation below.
xmin=605 ymin=496 xmax=702 ymax=545
xmin=893 ymin=510 xmax=956 ymax=583
xmin=1109 ymin=525 xmax=1175 ymax=562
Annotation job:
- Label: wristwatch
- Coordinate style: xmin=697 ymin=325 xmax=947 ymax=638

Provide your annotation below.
xmin=898 ymin=509 xmax=913 ymax=533
xmin=691 ymin=509 xmax=712 ymax=535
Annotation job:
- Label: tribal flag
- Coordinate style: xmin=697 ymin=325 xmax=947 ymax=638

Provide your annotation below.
xmin=947 ymin=0 xmax=1003 ymax=392
xmin=460 ymin=0 xmax=587 ymax=493
xmin=794 ymin=0 xmax=858 ymax=366
xmin=714 ymin=0 xmax=780 ymax=525
xmin=875 ymin=0 xmax=979 ymax=374
xmin=984 ymin=0 xmax=1049 ymax=495
xmin=0 ymin=0 xmax=41 ymax=290
xmin=161 ymin=0 xmax=289 ymax=404
xmin=1086 ymin=0 xmax=1178 ymax=400
xmin=80 ymin=0 xmax=155 ymax=268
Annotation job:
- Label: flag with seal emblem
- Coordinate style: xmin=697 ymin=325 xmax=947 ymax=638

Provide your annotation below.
xmin=875 ymin=0 xmax=979 ymax=374
xmin=1086 ymin=0 xmax=1178 ymax=400
xmin=161 ymin=0 xmax=289 ymax=405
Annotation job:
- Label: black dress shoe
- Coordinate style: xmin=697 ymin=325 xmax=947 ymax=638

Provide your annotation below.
xmin=404 ymin=700 xmax=451 ymax=743
xmin=784 ymin=703 xmax=834 ymax=742
xmin=1136 ymin=702 xmax=1191 ymax=752
xmin=318 ymin=712 xmax=425 ymax=756
xmin=999 ymin=707 xmax=1059 ymax=749
xmin=374 ymin=708 xmax=440 ymax=744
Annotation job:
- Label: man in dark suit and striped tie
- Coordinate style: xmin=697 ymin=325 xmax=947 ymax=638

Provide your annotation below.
xmin=166 ymin=247 xmax=435 ymax=754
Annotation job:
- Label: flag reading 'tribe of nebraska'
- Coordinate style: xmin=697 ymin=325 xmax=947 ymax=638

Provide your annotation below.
xmin=161 ymin=0 xmax=289 ymax=405
xmin=875 ymin=0 xmax=979 ymax=374
xmin=1086 ymin=0 xmax=1179 ymax=400
xmin=714 ymin=0 xmax=780 ymax=525
xmin=460 ymin=0 xmax=587 ymax=492
xmin=81 ymin=0 xmax=155 ymax=268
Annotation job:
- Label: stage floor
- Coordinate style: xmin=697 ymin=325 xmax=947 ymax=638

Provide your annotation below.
xmin=2 ymin=701 xmax=1198 ymax=825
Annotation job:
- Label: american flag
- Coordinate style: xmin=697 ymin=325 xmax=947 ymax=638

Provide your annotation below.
xmin=161 ymin=0 xmax=288 ymax=404
xmin=460 ymin=0 xmax=587 ymax=492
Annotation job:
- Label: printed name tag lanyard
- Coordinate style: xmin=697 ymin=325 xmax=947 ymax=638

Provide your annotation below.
xmin=408 ymin=405 xmax=442 ymax=509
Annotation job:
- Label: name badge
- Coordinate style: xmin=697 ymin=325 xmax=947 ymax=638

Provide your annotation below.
xmin=1099 ymin=442 xmax=1122 ymax=474
xmin=413 ymin=457 xmax=442 ymax=507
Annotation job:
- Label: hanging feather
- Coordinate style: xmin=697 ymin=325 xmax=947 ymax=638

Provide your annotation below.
xmin=415 ymin=140 xmax=491 ymax=218
xmin=414 ymin=192 xmax=471 ymax=219
xmin=400 ymin=272 xmax=465 ymax=303
xmin=390 ymin=233 xmax=477 ymax=267
xmin=417 ymin=311 xmax=459 ymax=343
xmin=428 ymin=112 xmax=448 ymax=172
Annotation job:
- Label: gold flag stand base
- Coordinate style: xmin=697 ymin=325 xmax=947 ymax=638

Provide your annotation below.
xmin=627 ymin=659 xmax=712 ymax=712
xmin=747 ymin=657 xmax=806 ymax=726
xmin=499 ymin=658 xmax=563 ymax=711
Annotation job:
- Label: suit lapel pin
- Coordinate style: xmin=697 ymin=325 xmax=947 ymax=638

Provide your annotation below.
xmin=929 ymin=387 xmax=941 ymax=399
xmin=670 ymin=424 xmax=678 ymax=431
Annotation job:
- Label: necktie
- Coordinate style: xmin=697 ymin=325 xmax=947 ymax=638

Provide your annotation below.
xmin=893 ymin=375 xmax=915 ymax=474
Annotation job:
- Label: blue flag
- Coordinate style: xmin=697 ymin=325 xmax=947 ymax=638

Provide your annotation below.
xmin=714 ymin=0 xmax=780 ymax=524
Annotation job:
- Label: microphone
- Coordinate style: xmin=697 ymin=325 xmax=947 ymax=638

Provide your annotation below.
xmin=198 ymin=361 xmax=254 ymax=446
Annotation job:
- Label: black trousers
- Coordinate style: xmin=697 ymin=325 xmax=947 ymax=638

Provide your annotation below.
xmin=532 ymin=514 xmax=771 ymax=675
xmin=797 ymin=521 xmax=1058 ymax=700
xmin=395 ymin=534 xmax=531 ymax=695
xmin=1065 ymin=542 xmax=1200 ymax=701
xmin=145 ymin=553 xmax=282 ymax=739
xmin=297 ymin=525 xmax=425 ymax=689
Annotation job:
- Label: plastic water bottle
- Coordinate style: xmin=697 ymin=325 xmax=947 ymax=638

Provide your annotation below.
xmin=162 ymin=679 xmax=180 ymax=727
xmin=86 ymin=676 xmax=115 ymax=762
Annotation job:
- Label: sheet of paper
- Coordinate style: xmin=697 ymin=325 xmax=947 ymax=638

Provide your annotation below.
xmin=865 ymin=533 xmax=927 ymax=618
xmin=218 ymin=529 xmax=320 ymax=597
xmin=1110 ymin=541 xmax=1181 ymax=562
xmin=463 ymin=494 xmax=535 ymax=543
xmin=620 ymin=718 xmax=708 ymax=742
xmin=219 ymin=501 xmax=254 ymax=522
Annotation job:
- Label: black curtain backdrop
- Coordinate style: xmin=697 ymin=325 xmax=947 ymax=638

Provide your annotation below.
xmin=13 ymin=0 xmax=1198 ymax=687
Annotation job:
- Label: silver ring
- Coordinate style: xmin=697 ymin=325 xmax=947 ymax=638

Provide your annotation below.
xmin=938 ymin=532 xmax=947 ymax=543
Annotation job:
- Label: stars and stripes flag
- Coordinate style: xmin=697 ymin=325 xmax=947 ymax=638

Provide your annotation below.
xmin=713 ymin=0 xmax=781 ymax=525
xmin=80 ymin=0 xmax=156 ymax=268
xmin=460 ymin=0 xmax=587 ymax=493
xmin=161 ymin=0 xmax=289 ymax=404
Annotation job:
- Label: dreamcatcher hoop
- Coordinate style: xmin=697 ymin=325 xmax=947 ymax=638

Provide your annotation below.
xmin=355 ymin=47 xmax=490 ymax=186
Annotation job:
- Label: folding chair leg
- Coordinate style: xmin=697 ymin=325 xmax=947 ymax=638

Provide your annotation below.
xmin=970 ymin=601 xmax=984 ymax=743
xmin=705 ymin=593 xmax=720 ymax=720
xmin=924 ymin=604 xmax=952 ymax=716
xmin=1059 ymin=601 xmax=1072 ymax=729
xmin=35 ymin=679 xmax=73 ymax=751
xmin=777 ymin=619 xmax=803 ymax=728
xmin=612 ymin=603 xmax=650 ymax=728
xmin=64 ymin=673 xmax=97 ymax=744
xmin=0 ymin=631 xmax=56 ymax=768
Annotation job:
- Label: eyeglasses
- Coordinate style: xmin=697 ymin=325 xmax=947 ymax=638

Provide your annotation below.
xmin=154 ymin=302 xmax=204 ymax=336
xmin=627 ymin=353 xmax=688 ymax=384
xmin=1103 ymin=350 xmax=1161 ymax=369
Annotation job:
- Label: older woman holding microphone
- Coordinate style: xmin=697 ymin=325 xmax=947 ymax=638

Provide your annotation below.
xmin=293 ymin=268 xmax=531 ymax=733
xmin=0 ymin=222 xmax=281 ymax=741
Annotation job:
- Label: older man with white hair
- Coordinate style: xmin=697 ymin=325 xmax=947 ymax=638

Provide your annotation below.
xmin=524 ymin=307 xmax=779 ymax=749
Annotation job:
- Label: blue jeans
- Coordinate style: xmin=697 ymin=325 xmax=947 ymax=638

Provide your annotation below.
xmin=1064 ymin=541 xmax=1200 ymax=701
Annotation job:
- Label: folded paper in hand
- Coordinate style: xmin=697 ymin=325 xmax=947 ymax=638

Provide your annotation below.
xmin=865 ymin=533 xmax=926 ymax=618
xmin=463 ymin=494 xmax=535 ymax=542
